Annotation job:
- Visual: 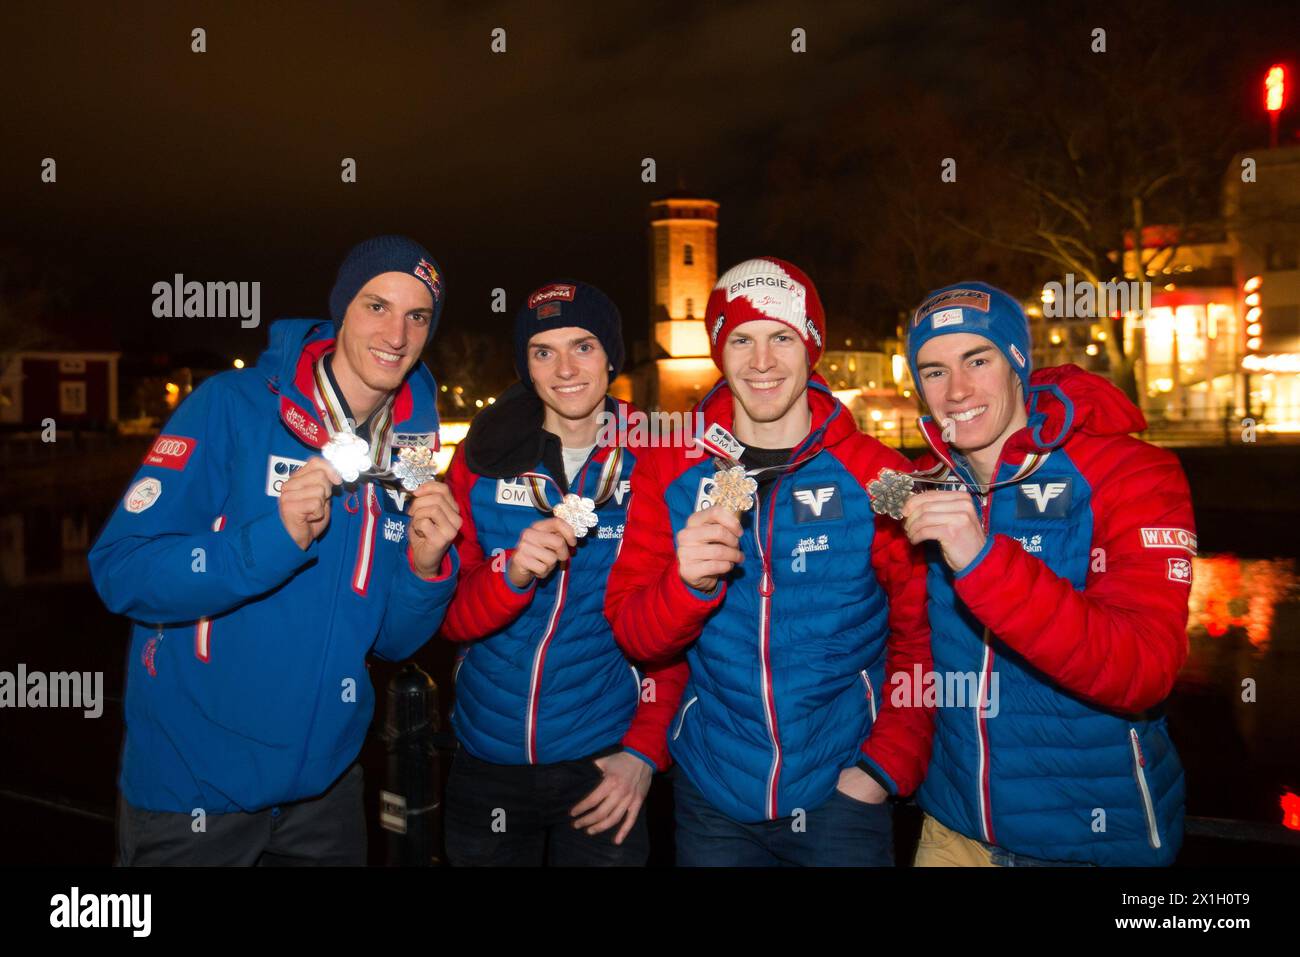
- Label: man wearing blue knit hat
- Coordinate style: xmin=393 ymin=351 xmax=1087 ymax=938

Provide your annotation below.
xmin=92 ymin=235 xmax=462 ymax=865
xmin=900 ymin=281 xmax=1193 ymax=866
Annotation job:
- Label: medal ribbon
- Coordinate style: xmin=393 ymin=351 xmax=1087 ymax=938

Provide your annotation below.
xmin=312 ymin=353 xmax=396 ymax=475
xmin=520 ymin=445 xmax=624 ymax=514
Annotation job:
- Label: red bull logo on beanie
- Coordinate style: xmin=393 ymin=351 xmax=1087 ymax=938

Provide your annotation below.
xmin=528 ymin=283 xmax=577 ymax=310
xmin=414 ymin=259 xmax=443 ymax=302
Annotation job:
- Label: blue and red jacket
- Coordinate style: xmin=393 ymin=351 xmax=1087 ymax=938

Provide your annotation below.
xmin=439 ymin=387 xmax=687 ymax=770
xmin=913 ymin=364 xmax=1192 ymax=865
xmin=605 ymin=375 xmax=933 ymax=823
xmin=89 ymin=319 xmax=457 ymax=814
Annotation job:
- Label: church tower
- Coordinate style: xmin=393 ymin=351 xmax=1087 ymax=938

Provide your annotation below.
xmin=645 ymin=191 xmax=720 ymax=411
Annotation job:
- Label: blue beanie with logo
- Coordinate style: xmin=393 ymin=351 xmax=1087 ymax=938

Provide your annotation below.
xmin=329 ymin=235 xmax=445 ymax=332
xmin=907 ymin=281 xmax=1032 ymax=401
xmin=514 ymin=281 xmax=625 ymax=386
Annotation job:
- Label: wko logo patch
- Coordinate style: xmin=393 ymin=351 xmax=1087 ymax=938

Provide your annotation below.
xmin=792 ymin=483 xmax=842 ymax=523
xmin=1016 ymin=478 xmax=1072 ymax=517
xmin=143 ymin=435 xmax=197 ymax=470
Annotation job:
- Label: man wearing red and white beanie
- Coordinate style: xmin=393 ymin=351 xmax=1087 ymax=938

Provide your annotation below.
xmin=606 ymin=257 xmax=934 ymax=866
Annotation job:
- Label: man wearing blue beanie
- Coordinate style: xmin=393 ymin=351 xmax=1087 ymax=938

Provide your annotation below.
xmin=436 ymin=280 xmax=687 ymax=865
xmin=91 ymin=235 xmax=461 ymax=864
xmin=899 ymin=281 xmax=1195 ymax=866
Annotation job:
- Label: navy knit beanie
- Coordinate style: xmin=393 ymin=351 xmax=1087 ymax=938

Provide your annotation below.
xmin=907 ymin=281 xmax=1032 ymax=399
xmin=513 ymin=281 xmax=624 ymax=386
xmin=329 ymin=235 xmax=445 ymax=332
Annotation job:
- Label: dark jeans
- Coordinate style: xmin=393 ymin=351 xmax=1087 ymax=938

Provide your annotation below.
xmin=116 ymin=763 xmax=366 ymax=866
xmin=674 ymin=767 xmax=894 ymax=867
xmin=443 ymin=747 xmax=649 ymax=866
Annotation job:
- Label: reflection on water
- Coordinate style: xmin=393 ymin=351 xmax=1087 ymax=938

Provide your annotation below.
xmin=0 ymin=508 xmax=98 ymax=586
xmin=1187 ymin=555 xmax=1298 ymax=651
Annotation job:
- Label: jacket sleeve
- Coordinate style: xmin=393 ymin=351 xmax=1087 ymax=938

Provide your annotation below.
xmin=436 ymin=444 xmax=538 ymax=642
xmin=605 ymin=448 xmax=725 ymax=660
xmin=372 ymin=543 xmax=461 ymax=661
xmin=620 ymin=654 xmax=689 ymax=771
xmin=953 ymin=446 xmax=1194 ymax=714
xmin=89 ymin=376 xmax=317 ymax=624
xmin=858 ymin=510 xmax=935 ymax=797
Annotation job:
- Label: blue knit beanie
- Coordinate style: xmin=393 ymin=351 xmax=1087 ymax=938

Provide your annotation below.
xmin=513 ymin=281 xmax=624 ymax=386
xmin=907 ymin=281 xmax=1032 ymax=399
xmin=329 ymin=235 xmax=445 ymax=332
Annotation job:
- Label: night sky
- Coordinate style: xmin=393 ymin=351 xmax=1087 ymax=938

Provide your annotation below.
xmin=3 ymin=0 xmax=1297 ymax=374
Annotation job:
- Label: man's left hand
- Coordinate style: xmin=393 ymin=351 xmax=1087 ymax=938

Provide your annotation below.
xmin=901 ymin=490 xmax=986 ymax=572
xmin=569 ymin=751 xmax=653 ymax=845
xmin=407 ymin=481 xmax=461 ymax=578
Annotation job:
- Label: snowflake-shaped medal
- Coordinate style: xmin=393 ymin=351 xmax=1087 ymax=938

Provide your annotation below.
xmin=865 ymin=467 xmax=915 ymax=520
xmin=392 ymin=442 xmax=437 ymax=492
xmin=705 ymin=464 xmax=758 ymax=515
xmin=322 ymin=432 xmax=371 ymax=483
xmin=552 ymin=493 xmax=599 ymax=538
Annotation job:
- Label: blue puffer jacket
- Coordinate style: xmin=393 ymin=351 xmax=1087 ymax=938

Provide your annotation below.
xmin=914 ymin=365 xmax=1193 ymax=865
xmin=89 ymin=319 xmax=458 ymax=814
xmin=606 ymin=376 xmax=933 ymax=823
xmin=439 ymin=386 xmax=687 ymax=770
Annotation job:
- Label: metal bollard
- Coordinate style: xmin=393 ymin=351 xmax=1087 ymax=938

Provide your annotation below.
xmin=380 ymin=663 xmax=441 ymax=866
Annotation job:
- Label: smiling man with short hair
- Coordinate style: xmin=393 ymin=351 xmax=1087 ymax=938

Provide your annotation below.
xmin=91 ymin=235 xmax=460 ymax=865
xmin=903 ymin=281 xmax=1195 ymax=866
xmin=606 ymin=257 xmax=933 ymax=867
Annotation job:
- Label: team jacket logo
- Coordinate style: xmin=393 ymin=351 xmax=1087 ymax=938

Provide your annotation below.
xmin=1140 ymin=527 xmax=1197 ymax=554
xmin=143 ymin=435 xmax=197 ymax=471
xmin=124 ymin=478 xmax=162 ymax=514
xmin=280 ymin=397 xmax=324 ymax=448
xmin=383 ymin=517 xmax=407 ymax=543
xmin=930 ymin=308 xmax=964 ymax=328
xmin=1167 ymin=557 xmax=1192 ymax=584
xmin=496 ymin=478 xmax=535 ymax=507
xmin=793 ymin=483 xmax=843 ymax=522
xmin=699 ymin=423 xmax=745 ymax=460
xmin=265 ymin=454 xmax=307 ymax=497
xmin=528 ymin=283 xmax=576 ymax=310
xmin=1016 ymin=479 xmax=1071 ymax=517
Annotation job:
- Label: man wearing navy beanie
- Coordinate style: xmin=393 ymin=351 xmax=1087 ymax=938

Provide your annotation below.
xmin=901 ymin=281 xmax=1195 ymax=867
xmin=436 ymin=280 xmax=687 ymax=866
xmin=91 ymin=235 xmax=460 ymax=865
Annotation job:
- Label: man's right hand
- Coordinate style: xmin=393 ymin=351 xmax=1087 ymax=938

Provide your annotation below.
xmin=506 ymin=516 xmax=578 ymax=589
xmin=278 ymin=457 xmax=343 ymax=550
xmin=676 ymin=506 xmax=744 ymax=593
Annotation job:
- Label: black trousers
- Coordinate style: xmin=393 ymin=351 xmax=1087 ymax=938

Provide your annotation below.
xmin=116 ymin=763 xmax=366 ymax=866
xmin=443 ymin=747 xmax=649 ymax=866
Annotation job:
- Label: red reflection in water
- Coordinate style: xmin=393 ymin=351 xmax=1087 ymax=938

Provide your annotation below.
xmin=1283 ymin=792 xmax=1300 ymax=832
xmin=1188 ymin=556 xmax=1298 ymax=650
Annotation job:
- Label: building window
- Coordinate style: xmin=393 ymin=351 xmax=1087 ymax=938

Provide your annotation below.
xmin=60 ymin=382 xmax=86 ymax=415
xmin=1265 ymin=243 xmax=1298 ymax=271
xmin=685 ymin=298 xmax=694 ymax=318
xmin=59 ymin=358 xmax=86 ymax=374
xmin=684 ymin=244 xmax=694 ymax=266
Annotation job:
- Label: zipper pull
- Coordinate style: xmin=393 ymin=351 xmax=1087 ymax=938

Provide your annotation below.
xmin=759 ymin=565 xmax=774 ymax=597
xmin=1130 ymin=728 xmax=1146 ymax=767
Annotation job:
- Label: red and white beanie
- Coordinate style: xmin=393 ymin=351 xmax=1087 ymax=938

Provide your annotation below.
xmin=704 ymin=257 xmax=826 ymax=371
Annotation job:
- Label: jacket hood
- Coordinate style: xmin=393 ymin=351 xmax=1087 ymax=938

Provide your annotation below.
xmin=257 ymin=318 xmax=441 ymax=440
xmin=921 ymin=363 xmax=1146 ymax=468
xmin=462 ymin=380 xmax=632 ymax=482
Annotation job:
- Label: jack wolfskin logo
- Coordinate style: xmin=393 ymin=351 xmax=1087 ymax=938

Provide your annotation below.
xmin=1016 ymin=479 xmax=1071 ymax=517
xmin=1167 ymin=557 xmax=1192 ymax=583
xmin=793 ymin=484 xmax=842 ymax=522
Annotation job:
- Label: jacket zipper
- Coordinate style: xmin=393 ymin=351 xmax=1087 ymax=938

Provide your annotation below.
xmin=524 ymin=565 xmax=568 ymax=764
xmin=1129 ymin=727 xmax=1163 ymax=849
xmin=194 ymin=514 xmax=227 ymax=662
xmin=629 ymin=663 xmax=642 ymax=705
xmin=755 ymin=479 xmax=783 ymax=820
xmin=672 ymin=695 xmax=699 ymax=741
xmin=860 ymin=670 xmax=877 ymax=721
